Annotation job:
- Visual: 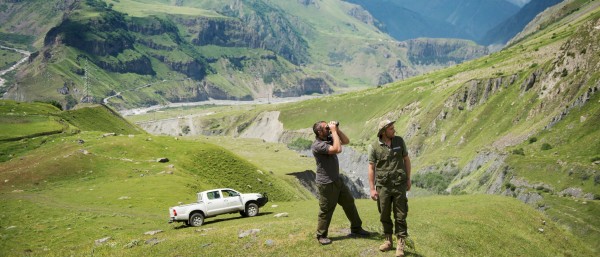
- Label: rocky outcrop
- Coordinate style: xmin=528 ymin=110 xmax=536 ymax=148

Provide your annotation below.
xmin=177 ymin=12 xmax=310 ymax=66
xmin=45 ymin=10 xmax=133 ymax=57
xmin=239 ymin=111 xmax=284 ymax=143
xmin=151 ymin=55 xmax=206 ymax=80
xmin=202 ymin=81 xmax=252 ymax=101
xmin=297 ymin=0 xmax=317 ymax=7
xmin=95 ymin=55 xmax=155 ymax=75
xmin=447 ymin=151 xmax=508 ymax=194
xmin=273 ymin=77 xmax=332 ymax=97
xmin=406 ymin=38 xmax=488 ymax=65
xmin=442 ymin=74 xmax=517 ymax=113
xmin=127 ymin=16 xmax=179 ymax=37
xmin=520 ymin=69 xmax=542 ymax=94
xmin=541 ymin=18 xmax=600 ymax=129
xmin=347 ymin=6 xmax=383 ymax=30
xmin=162 ymin=84 xmax=210 ymax=103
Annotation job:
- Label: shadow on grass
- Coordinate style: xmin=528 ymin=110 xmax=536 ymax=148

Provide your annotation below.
xmin=174 ymin=212 xmax=274 ymax=229
xmin=329 ymin=231 xmax=380 ymax=243
xmin=328 ymin=232 xmax=423 ymax=257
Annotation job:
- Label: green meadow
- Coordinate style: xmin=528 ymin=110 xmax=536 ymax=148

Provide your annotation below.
xmin=0 ymin=100 xmax=596 ymax=256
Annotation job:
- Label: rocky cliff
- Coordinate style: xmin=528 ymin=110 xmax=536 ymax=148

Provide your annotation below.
xmin=406 ymin=38 xmax=489 ymax=65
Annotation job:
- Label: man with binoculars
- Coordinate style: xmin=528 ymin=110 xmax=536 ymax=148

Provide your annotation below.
xmin=311 ymin=120 xmax=371 ymax=245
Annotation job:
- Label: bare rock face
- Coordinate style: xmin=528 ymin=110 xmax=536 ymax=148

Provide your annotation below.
xmin=347 ymin=5 xmax=382 ymax=29
xmin=297 ymin=0 xmax=317 ymax=6
xmin=406 ymin=38 xmax=488 ymax=65
xmin=273 ymin=77 xmax=332 ymax=97
xmin=239 ymin=111 xmax=284 ymax=143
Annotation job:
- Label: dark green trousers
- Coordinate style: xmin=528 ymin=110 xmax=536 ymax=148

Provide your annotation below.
xmin=316 ymin=178 xmax=362 ymax=237
xmin=377 ymin=185 xmax=408 ymax=238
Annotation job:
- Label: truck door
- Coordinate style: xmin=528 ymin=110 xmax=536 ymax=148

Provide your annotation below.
xmin=222 ymin=189 xmax=244 ymax=211
xmin=205 ymin=190 xmax=228 ymax=216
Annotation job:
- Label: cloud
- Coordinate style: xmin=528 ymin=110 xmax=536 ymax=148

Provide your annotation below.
xmin=505 ymin=0 xmax=532 ymax=7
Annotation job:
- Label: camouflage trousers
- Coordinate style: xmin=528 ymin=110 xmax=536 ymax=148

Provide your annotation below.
xmin=316 ymin=178 xmax=362 ymax=238
xmin=377 ymin=185 xmax=408 ymax=238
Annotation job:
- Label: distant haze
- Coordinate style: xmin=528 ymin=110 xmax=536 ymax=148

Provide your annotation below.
xmin=505 ymin=0 xmax=532 ymax=7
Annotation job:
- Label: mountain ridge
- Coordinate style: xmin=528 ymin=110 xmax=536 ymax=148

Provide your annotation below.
xmin=0 ymin=0 xmax=489 ymax=110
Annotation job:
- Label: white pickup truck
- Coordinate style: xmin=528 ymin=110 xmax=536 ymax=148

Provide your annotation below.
xmin=168 ymin=188 xmax=268 ymax=227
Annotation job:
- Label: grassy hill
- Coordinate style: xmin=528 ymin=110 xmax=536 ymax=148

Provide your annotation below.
xmin=126 ymin=0 xmax=600 ymax=253
xmin=0 ymin=101 xmax=596 ymax=256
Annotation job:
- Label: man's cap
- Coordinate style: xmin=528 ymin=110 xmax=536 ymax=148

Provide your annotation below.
xmin=377 ymin=119 xmax=395 ymax=136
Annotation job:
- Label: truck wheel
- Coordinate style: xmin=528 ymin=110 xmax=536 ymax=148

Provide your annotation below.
xmin=189 ymin=213 xmax=205 ymax=227
xmin=240 ymin=211 xmax=248 ymax=217
xmin=245 ymin=203 xmax=259 ymax=217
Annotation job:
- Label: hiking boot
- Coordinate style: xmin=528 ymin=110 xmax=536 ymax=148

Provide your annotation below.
xmin=349 ymin=228 xmax=371 ymax=238
xmin=317 ymin=236 xmax=332 ymax=245
xmin=396 ymin=237 xmax=405 ymax=257
xmin=379 ymin=234 xmax=393 ymax=252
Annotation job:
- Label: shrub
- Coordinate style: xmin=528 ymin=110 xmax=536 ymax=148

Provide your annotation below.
xmin=287 ymin=138 xmax=312 ymax=151
xmin=504 ymin=182 xmax=516 ymax=191
xmin=528 ymin=137 xmax=537 ymax=144
xmin=413 ymin=171 xmax=457 ymax=194
xmin=36 ymin=100 xmax=62 ymax=110
xmin=581 ymin=173 xmax=590 ymax=181
xmin=541 ymin=143 xmax=553 ymax=150
xmin=561 ymin=68 xmax=568 ymax=77
xmin=182 ymin=125 xmax=190 ymax=134
xmin=512 ymin=148 xmax=525 ymax=155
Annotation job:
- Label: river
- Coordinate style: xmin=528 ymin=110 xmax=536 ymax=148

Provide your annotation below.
xmin=119 ymin=94 xmax=322 ymax=116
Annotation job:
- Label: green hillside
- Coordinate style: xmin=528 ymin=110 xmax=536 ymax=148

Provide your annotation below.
xmin=133 ymin=0 xmax=600 ymax=253
xmin=0 ymin=99 xmax=596 ymax=256
xmin=0 ymin=186 xmax=593 ymax=256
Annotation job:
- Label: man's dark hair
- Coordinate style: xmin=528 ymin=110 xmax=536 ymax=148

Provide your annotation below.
xmin=313 ymin=121 xmax=325 ymax=136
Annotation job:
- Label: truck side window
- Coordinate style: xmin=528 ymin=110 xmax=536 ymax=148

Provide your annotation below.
xmin=208 ymin=191 xmax=221 ymax=200
xmin=223 ymin=190 xmax=238 ymax=197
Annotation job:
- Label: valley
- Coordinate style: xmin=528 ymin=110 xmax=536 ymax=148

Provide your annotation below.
xmin=0 ymin=0 xmax=599 ymax=256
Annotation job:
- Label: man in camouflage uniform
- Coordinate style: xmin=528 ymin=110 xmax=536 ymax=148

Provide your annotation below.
xmin=368 ymin=119 xmax=411 ymax=257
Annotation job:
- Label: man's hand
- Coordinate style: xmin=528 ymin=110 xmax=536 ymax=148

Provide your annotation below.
xmin=370 ymin=189 xmax=378 ymax=201
xmin=328 ymin=121 xmax=338 ymax=132
xmin=407 ymin=179 xmax=412 ymax=191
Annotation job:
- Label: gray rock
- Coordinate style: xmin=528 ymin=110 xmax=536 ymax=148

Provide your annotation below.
xmin=145 ymin=238 xmax=164 ymax=246
xmin=274 ymin=212 xmax=288 ymax=218
xmin=559 ymin=187 xmax=584 ymax=198
xmin=144 ymin=230 xmax=163 ymax=235
xmin=238 ymin=229 xmax=261 ymax=238
xmin=124 ymin=239 xmax=141 ymax=249
xmin=95 ymin=237 xmax=111 ymax=246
